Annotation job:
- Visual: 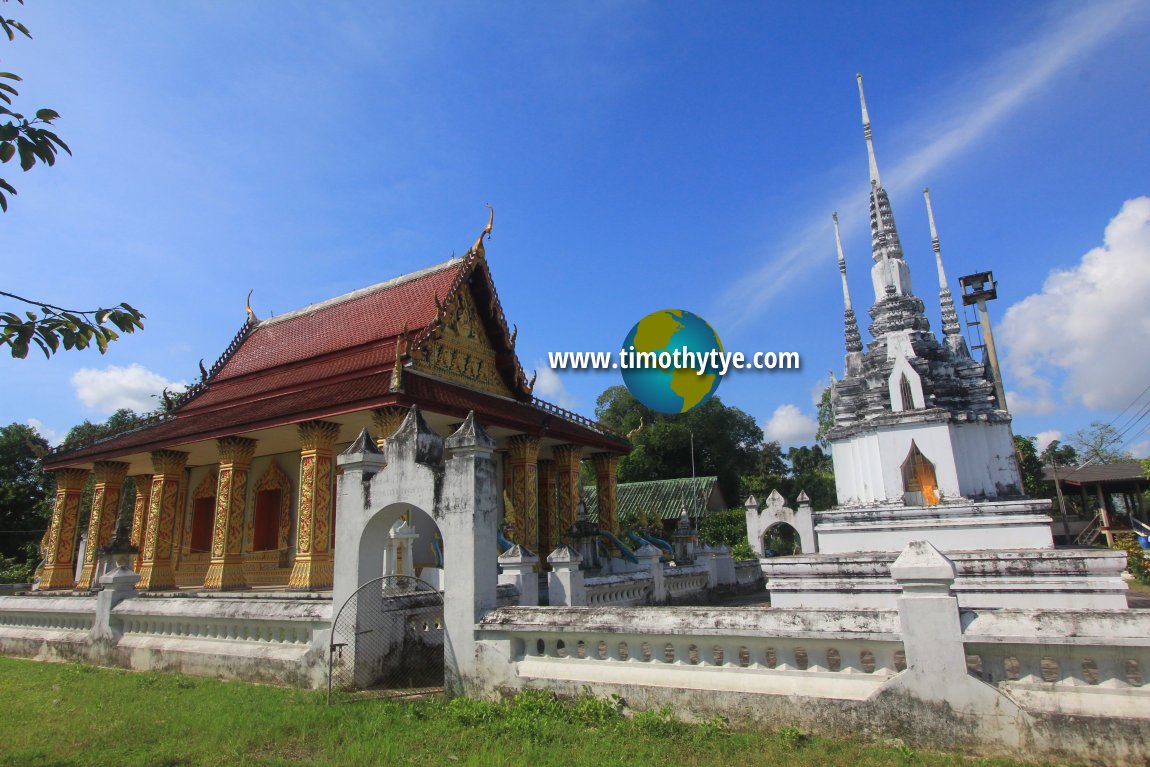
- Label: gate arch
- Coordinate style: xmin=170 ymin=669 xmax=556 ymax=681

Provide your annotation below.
xmin=327 ymin=574 xmax=444 ymax=699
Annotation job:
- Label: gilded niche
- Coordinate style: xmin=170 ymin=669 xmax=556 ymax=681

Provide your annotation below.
xmin=413 ymin=287 xmax=513 ymax=397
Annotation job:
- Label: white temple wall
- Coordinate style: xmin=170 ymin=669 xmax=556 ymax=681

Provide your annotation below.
xmin=948 ymin=421 xmax=1020 ymax=498
xmin=833 ymin=423 xmax=961 ymax=505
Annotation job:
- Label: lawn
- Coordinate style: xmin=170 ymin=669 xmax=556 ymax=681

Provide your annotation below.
xmin=0 ymin=656 xmax=1059 ymax=767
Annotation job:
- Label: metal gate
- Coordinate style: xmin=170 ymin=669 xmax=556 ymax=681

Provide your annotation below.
xmin=327 ymin=575 xmax=444 ymax=701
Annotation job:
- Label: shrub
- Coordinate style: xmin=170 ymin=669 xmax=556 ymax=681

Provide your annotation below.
xmin=1114 ymin=532 xmax=1149 ymax=584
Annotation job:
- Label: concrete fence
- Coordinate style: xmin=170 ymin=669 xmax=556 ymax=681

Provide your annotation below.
xmin=469 ymin=541 xmax=1150 ymax=766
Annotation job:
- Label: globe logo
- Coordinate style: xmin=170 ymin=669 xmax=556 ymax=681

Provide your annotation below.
xmin=621 ymin=309 xmax=725 ymax=415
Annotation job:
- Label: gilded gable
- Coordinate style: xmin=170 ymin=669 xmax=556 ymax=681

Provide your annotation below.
xmin=412 ymin=287 xmax=514 ymax=397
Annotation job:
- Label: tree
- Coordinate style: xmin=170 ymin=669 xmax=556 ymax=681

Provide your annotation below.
xmin=595 ymin=386 xmax=763 ymax=503
xmin=60 ymin=408 xmax=144 ymax=450
xmin=0 ymin=422 xmax=53 ymax=582
xmin=786 ymin=444 xmax=836 ymax=510
xmin=1040 ymin=439 xmax=1078 ymax=467
xmin=1014 ymin=435 xmax=1049 ymax=498
xmin=1069 ymin=421 xmax=1132 ymax=465
xmin=1 ymin=1 xmax=144 ymax=359
xmin=815 ymin=385 xmax=834 ymax=447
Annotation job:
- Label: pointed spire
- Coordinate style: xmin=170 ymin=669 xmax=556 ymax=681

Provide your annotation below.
xmin=857 ymin=73 xmax=881 ymax=187
xmin=857 ymin=74 xmax=904 ymax=264
xmin=922 ymin=188 xmax=966 ymax=349
xmin=832 ymin=212 xmax=863 ymax=353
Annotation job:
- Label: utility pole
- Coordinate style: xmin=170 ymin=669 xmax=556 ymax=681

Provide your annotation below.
xmin=690 ymin=431 xmax=696 ymax=479
xmin=1048 ymin=456 xmax=1072 ymax=543
xmin=959 ymin=271 xmax=1008 ymax=412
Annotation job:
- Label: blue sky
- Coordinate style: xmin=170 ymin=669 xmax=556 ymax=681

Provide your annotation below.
xmin=2 ymin=1 xmax=1149 ymax=457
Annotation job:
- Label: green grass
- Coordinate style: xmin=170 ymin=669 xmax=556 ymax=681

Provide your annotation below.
xmin=1128 ymin=578 xmax=1150 ymax=595
xmin=0 ymin=656 xmax=1058 ymax=767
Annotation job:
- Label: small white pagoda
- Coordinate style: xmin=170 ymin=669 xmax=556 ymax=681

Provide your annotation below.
xmin=752 ymin=75 xmax=1127 ymax=609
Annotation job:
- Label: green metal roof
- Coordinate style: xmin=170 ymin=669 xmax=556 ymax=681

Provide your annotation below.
xmin=581 ymin=476 xmax=722 ymax=523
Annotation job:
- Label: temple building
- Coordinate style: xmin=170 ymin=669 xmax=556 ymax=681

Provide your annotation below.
xmin=755 ymin=75 xmax=1127 ymax=609
xmin=39 ymin=214 xmax=629 ymax=593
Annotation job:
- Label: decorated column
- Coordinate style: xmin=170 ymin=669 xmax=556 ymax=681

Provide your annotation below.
xmin=506 ymin=435 xmax=540 ymax=551
xmin=128 ymin=471 xmax=152 ymax=572
xmin=288 ymin=420 xmax=342 ymax=590
xmin=537 ymin=459 xmax=557 ymax=554
xmin=203 ymin=436 xmax=257 ymax=590
xmin=129 ymin=474 xmax=153 ymax=571
xmin=371 ymin=406 xmax=408 ymax=451
xmin=592 ymin=452 xmax=620 ymax=535
xmin=552 ymin=444 xmax=582 ymax=545
xmin=76 ymin=461 xmax=130 ymax=589
xmin=137 ymin=450 xmax=189 ymax=591
xmin=39 ymin=468 xmax=91 ymax=590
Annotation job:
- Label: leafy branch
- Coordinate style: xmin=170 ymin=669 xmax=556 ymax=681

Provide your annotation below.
xmin=0 ymin=290 xmax=145 ymax=359
xmin=0 ymin=3 xmax=145 ymax=359
xmin=0 ymin=1 xmax=70 ymax=212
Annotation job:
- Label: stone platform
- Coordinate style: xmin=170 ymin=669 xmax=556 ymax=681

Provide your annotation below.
xmin=813 ymin=498 xmax=1056 ymax=553
xmin=761 ymin=547 xmax=1128 ymax=609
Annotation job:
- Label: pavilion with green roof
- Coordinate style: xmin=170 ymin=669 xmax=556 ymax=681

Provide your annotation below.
xmin=582 ymin=476 xmax=726 ymax=530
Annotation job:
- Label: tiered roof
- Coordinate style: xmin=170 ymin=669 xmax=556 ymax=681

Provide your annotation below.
xmin=47 ymin=226 xmax=626 ymax=468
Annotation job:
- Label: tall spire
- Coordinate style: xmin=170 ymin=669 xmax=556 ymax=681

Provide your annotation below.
xmin=857 ymin=73 xmax=904 ymax=264
xmin=923 ymin=188 xmax=968 ymax=355
xmin=857 ymin=73 xmax=881 ymax=187
xmin=833 ymin=212 xmax=863 ymax=353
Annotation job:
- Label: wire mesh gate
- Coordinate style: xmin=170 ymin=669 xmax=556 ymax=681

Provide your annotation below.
xmin=327 ymin=575 xmax=444 ymax=702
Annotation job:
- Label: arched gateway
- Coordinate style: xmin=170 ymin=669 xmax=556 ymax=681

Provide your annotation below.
xmin=332 ymin=407 xmax=500 ymax=694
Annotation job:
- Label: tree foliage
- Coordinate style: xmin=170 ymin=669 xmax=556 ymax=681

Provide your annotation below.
xmin=0 ymin=1 xmax=145 ymax=359
xmin=1014 ymin=435 xmax=1050 ymax=499
xmin=740 ymin=443 xmax=836 ymax=511
xmin=0 ymin=421 xmax=52 ymax=582
xmin=1070 ymin=421 xmax=1132 ymax=465
xmin=815 ymin=385 xmax=834 ymax=447
xmin=595 ymin=386 xmax=762 ymax=504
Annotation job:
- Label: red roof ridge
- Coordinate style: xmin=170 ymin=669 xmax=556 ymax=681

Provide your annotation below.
xmin=258 ymin=256 xmax=463 ymax=328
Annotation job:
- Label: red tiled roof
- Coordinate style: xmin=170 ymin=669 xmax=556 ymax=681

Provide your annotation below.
xmin=45 ymin=250 xmax=628 ymax=468
xmin=215 ymin=260 xmax=459 ymax=382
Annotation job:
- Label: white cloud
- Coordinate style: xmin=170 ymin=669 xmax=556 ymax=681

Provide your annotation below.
xmin=1035 ymin=430 xmax=1062 ymax=453
xmin=718 ymin=0 xmax=1143 ymax=328
xmin=26 ymin=418 xmax=61 ymax=446
xmin=763 ymin=403 xmax=818 ymax=447
xmin=532 ymin=364 xmax=577 ymax=410
xmin=1129 ymin=439 xmax=1150 ymax=459
xmin=1000 ymin=197 xmax=1150 ymax=413
xmin=71 ymin=364 xmax=186 ymax=415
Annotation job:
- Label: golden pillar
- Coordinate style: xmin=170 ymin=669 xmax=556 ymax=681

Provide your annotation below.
xmin=537 ymin=459 xmax=558 ymax=554
xmin=288 ymin=420 xmax=342 ymax=590
xmin=371 ymin=406 xmax=408 ymax=451
xmin=552 ymin=444 xmax=582 ymax=547
xmin=137 ymin=450 xmax=189 ymax=591
xmin=203 ymin=436 xmax=257 ymax=591
xmin=129 ymin=474 xmax=153 ymax=571
xmin=506 ymin=435 xmax=540 ymax=551
xmin=592 ymin=452 xmax=620 ymax=535
xmin=76 ymin=461 xmax=129 ymax=589
xmin=39 ymin=468 xmax=91 ymax=591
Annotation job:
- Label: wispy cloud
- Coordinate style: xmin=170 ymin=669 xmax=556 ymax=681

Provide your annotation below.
xmin=72 ymin=364 xmax=186 ymax=415
xmin=718 ymin=0 xmax=1145 ymax=329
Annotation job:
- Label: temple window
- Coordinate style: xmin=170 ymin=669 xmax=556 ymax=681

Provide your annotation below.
xmin=250 ymin=461 xmax=293 ymax=553
xmin=189 ymin=496 xmax=215 ymax=554
xmin=187 ymin=472 xmax=217 ymax=555
xmin=253 ymin=488 xmax=281 ymax=551
xmin=899 ymin=374 xmax=915 ymax=411
xmin=901 ymin=442 xmax=939 ymax=506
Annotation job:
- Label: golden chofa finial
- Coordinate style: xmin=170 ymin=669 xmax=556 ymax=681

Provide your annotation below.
xmin=245 ymin=290 xmax=258 ymax=322
xmin=472 ymin=203 xmax=494 ymax=256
